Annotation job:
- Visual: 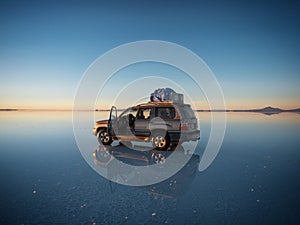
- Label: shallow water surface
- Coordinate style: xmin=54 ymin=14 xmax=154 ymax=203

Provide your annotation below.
xmin=0 ymin=111 xmax=299 ymax=224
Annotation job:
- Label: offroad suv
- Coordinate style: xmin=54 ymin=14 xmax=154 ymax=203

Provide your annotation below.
xmin=93 ymin=102 xmax=200 ymax=150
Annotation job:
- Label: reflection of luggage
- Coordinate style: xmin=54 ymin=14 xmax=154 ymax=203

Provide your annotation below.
xmin=150 ymin=88 xmax=184 ymax=104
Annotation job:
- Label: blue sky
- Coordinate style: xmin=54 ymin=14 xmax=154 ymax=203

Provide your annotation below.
xmin=0 ymin=0 xmax=299 ymax=109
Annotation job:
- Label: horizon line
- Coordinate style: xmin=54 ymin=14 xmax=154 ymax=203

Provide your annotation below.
xmin=1 ymin=105 xmax=300 ymax=112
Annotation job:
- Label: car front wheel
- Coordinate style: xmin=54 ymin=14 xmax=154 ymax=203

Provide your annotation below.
xmin=97 ymin=129 xmax=113 ymax=145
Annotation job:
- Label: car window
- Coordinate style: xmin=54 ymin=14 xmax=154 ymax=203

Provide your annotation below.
xmin=156 ymin=107 xmax=175 ymax=119
xmin=137 ymin=108 xmax=152 ymax=120
xmin=119 ymin=108 xmax=137 ymax=119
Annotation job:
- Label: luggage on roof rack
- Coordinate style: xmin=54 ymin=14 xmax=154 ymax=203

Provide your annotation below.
xmin=169 ymin=92 xmax=184 ymax=104
xmin=150 ymin=88 xmax=184 ymax=104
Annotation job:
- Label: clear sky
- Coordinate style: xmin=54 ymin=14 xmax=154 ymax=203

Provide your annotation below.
xmin=0 ymin=0 xmax=299 ymax=109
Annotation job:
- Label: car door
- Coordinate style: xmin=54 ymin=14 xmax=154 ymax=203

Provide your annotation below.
xmin=116 ymin=107 xmax=137 ymax=137
xmin=108 ymin=106 xmax=118 ymax=136
xmin=134 ymin=107 xmax=153 ymax=137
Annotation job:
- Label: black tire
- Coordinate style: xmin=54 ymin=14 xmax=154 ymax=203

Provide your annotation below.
xmin=151 ymin=131 xmax=170 ymax=150
xmin=97 ymin=129 xmax=113 ymax=145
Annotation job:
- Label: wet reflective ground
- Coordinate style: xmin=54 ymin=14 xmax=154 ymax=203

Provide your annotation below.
xmin=0 ymin=111 xmax=299 ymax=224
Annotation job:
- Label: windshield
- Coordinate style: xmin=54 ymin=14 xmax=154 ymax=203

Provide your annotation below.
xmin=119 ymin=107 xmax=138 ymax=119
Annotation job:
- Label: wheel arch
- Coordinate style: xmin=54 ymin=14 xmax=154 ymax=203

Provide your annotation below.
xmin=150 ymin=128 xmax=169 ymax=137
xmin=96 ymin=126 xmax=107 ymax=134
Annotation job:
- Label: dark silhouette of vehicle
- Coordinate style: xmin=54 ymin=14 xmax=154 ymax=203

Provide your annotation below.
xmin=93 ymin=102 xmax=200 ymax=150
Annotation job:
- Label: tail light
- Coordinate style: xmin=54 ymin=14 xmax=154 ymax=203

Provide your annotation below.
xmin=180 ymin=118 xmax=198 ymax=130
xmin=179 ymin=122 xmax=189 ymax=131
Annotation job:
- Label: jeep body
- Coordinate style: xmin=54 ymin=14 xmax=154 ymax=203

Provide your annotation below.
xmin=93 ymin=102 xmax=200 ymax=150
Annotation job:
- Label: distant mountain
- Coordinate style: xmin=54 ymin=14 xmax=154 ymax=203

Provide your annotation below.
xmin=285 ymin=108 xmax=300 ymax=113
xmin=257 ymin=106 xmax=300 ymax=113
xmin=0 ymin=108 xmax=18 ymax=111
xmin=196 ymin=106 xmax=300 ymax=115
xmin=249 ymin=106 xmax=282 ymax=115
xmin=258 ymin=106 xmax=282 ymax=112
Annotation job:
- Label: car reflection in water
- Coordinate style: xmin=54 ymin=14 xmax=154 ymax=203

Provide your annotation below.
xmin=93 ymin=143 xmax=200 ymax=199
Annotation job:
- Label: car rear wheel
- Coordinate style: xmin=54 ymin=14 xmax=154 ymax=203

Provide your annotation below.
xmin=151 ymin=131 xmax=170 ymax=150
xmin=97 ymin=129 xmax=113 ymax=145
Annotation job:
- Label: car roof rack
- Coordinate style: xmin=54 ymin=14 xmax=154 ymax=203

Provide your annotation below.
xmin=135 ymin=101 xmax=186 ymax=106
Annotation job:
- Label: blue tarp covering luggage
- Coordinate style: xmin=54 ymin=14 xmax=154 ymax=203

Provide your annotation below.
xmin=150 ymin=88 xmax=184 ymax=104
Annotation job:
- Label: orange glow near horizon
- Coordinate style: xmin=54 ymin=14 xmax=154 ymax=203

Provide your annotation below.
xmin=0 ymin=99 xmax=73 ymax=110
xmin=224 ymin=98 xmax=300 ymax=110
xmin=1 ymin=98 xmax=299 ymax=111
